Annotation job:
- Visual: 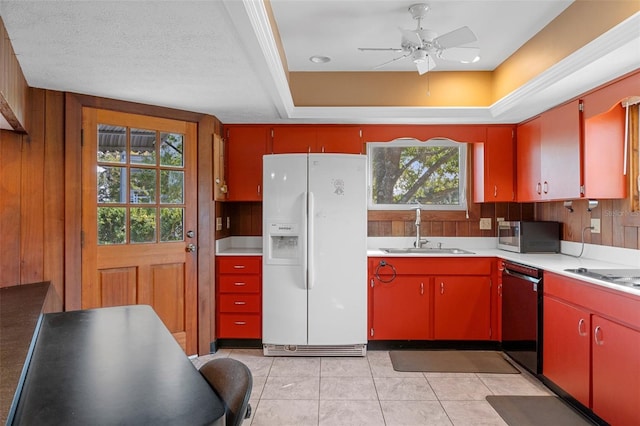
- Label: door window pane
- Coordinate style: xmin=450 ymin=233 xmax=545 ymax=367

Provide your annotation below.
xmin=160 ymin=170 xmax=184 ymax=204
xmin=130 ymin=207 xmax=157 ymax=243
xmin=97 ymin=166 xmax=127 ymax=203
xmin=160 ymin=132 xmax=184 ymax=167
xmin=130 ymin=168 xmax=156 ymax=204
xmin=160 ymin=208 xmax=184 ymax=242
xmin=98 ymin=207 xmax=126 ymax=245
xmin=130 ymin=128 xmax=156 ymax=165
xmin=97 ymin=124 xmax=126 ymax=163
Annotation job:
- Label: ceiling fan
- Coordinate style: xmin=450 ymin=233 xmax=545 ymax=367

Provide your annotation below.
xmin=358 ymin=3 xmax=480 ymax=75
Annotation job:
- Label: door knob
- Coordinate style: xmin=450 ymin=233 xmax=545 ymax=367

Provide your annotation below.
xmin=186 ymin=243 xmax=196 ymax=252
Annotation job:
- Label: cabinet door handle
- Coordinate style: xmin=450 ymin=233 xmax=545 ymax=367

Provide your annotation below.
xmin=497 ymin=284 xmax=502 ymax=297
xmin=494 ymin=185 xmax=498 ymax=197
xmin=257 ymin=185 xmax=261 ymax=194
xmin=543 ymin=181 xmax=549 ymax=194
xmin=594 ymin=325 xmax=604 ymax=345
xmin=577 ymin=318 xmax=587 ymax=336
xmin=234 ymin=301 xmax=247 ymax=305
xmin=420 ymin=282 xmax=424 ymax=295
xmin=440 ymin=282 xmax=444 ymax=294
xmin=234 ymin=321 xmax=247 ymax=326
xmin=536 ymin=182 xmax=542 ymax=194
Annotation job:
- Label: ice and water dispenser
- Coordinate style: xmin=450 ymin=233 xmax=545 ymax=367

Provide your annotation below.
xmin=266 ymin=222 xmax=301 ymax=265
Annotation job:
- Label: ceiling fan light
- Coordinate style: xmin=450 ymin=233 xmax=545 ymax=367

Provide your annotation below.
xmin=309 ymin=55 xmax=331 ymax=64
xmin=412 ymin=49 xmax=428 ymax=64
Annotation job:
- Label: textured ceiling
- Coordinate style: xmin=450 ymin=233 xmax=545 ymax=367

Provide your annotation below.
xmin=0 ymin=1 xmax=638 ymax=125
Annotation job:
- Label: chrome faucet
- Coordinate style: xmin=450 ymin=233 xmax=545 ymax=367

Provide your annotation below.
xmin=414 ymin=207 xmax=429 ymax=248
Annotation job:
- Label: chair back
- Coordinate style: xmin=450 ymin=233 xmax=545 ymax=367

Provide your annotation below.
xmin=199 ymin=357 xmax=253 ymax=426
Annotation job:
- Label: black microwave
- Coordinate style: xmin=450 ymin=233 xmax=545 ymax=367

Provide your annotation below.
xmin=497 ymin=221 xmax=560 ymax=253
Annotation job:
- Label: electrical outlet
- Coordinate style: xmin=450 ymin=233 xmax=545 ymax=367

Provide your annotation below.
xmin=496 ymin=217 xmax=505 ymax=223
xmin=591 ymin=218 xmax=601 ymax=234
xmin=479 ymin=218 xmax=492 ymax=230
xmin=215 ymin=217 xmax=222 ymax=231
xmin=226 ymin=217 xmax=231 ymax=229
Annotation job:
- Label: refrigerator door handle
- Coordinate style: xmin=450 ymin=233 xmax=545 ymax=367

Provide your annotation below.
xmin=307 ymin=191 xmax=315 ymax=290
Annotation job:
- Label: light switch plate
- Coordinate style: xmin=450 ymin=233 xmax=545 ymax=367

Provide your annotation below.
xmin=591 ymin=218 xmax=601 ymax=234
xmin=226 ymin=217 xmax=231 ymax=229
xmin=479 ymin=218 xmax=492 ymax=230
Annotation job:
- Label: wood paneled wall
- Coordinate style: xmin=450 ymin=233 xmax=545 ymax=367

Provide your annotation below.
xmin=0 ymin=89 xmax=64 ymax=312
xmin=536 ymin=198 xmax=640 ymax=250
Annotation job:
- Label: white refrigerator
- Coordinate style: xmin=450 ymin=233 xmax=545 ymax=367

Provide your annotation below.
xmin=262 ymin=153 xmax=367 ymax=356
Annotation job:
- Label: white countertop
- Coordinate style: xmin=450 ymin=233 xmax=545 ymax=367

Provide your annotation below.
xmin=215 ymin=236 xmax=640 ymax=297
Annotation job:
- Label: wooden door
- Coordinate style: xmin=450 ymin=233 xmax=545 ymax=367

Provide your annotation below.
xmin=81 ymin=108 xmax=198 ymax=354
xmin=226 ymin=125 xmax=268 ymax=201
xmin=434 ymin=276 xmax=491 ymax=340
xmin=542 ymin=296 xmax=590 ymax=407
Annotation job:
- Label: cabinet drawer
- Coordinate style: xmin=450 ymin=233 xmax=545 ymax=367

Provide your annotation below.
xmin=218 ymin=275 xmax=261 ymax=293
xmin=219 ymin=294 xmax=261 ymax=313
xmin=217 ymin=256 xmax=261 ymax=274
xmin=218 ymin=314 xmax=261 ymax=338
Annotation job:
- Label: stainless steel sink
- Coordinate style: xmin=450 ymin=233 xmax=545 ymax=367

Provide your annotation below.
xmin=380 ymin=247 xmax=475 ymax=255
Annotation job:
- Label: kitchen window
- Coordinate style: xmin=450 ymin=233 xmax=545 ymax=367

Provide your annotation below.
xmin=367 ymin=138 xmax=468 ymax=210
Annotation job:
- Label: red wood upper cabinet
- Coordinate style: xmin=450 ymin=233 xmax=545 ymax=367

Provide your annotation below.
xmin=433 ymin=276 xmax=491 ymax=340
xmin=272 ymin=126 xmax=317 ymax=153
xmin=225 ymin=125 xmax=268 ymax=201
xmin=539 ymin=100 xmax=582 ymax=200
xmin=272 ymin=126 xmax=363 ymax=154
xmin=473 ymin=126 xmax=515 ymax=202
xmin=583 ymin=102 xmax=627 ymax=199
xmin=517 ymin=100 xmax=582 ymax=202
xmin=316 ymin=126 xmax=362 ymax=154
xmin=516 ymin=117 xmax=542 ymax=201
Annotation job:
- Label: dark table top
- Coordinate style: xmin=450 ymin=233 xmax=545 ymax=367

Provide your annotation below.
xmin=0 ymin=282 xmax=51 ymax=424
xmin=10 ymin=305 xmax=225 ymax=426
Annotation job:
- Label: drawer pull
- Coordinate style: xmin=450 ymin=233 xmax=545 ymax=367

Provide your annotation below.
xmin=234 ymin=282 xmax=246 ymax=286
xmin=233 ymin=265 xmax=246 ymax=269
xmin=234 ymin=321 xmax=247 ymax=326
xmin=234 ymin=301 xmax=247 ymax=305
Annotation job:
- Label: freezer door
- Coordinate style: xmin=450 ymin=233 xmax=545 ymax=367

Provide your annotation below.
xmin=307 ymin=154 xmax=367 ymax=345
xmin=262 ymin=154 xmax=308 ymax=345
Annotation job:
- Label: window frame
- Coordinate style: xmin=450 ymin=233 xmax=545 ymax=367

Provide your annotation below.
xmin=366 ymin=137 xmax=468 ymax=211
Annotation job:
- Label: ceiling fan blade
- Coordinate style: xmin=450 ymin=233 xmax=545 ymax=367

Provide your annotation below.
xmin=373 ymin=53 xmax=412 ymax=70
xmin=416 ymin=56 xmax=437 ymax=75
xmin=439 ymin=46 xmax=480 ymax=63
xmin=358 ymin=47 xmax=404 ymax=52
xmin=434 ymin=26 xmax=477 ymax=49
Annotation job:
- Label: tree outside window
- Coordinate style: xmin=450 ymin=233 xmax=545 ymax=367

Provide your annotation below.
xmin=367 ymin=138 xmax=467 ymax=210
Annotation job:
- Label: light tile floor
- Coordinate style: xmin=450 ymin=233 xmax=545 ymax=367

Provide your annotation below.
xmin=192 ymin=349 xmax=554 ymax=426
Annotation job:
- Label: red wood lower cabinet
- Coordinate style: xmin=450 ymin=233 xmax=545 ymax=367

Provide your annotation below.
xmin=216 ymin=256 xmax=262 ymax=339
xmin=543 ymin=272 xmax=640 ymax=425
xmin=542 ymin=296 xmax=590 ymax=407
xmin=371 ymin=276 xmax=430 ymax=340
xmin=591 ymin=315 xmax=640 ymax=426
xmin=434 ymin=276 xmax=491 ymax=340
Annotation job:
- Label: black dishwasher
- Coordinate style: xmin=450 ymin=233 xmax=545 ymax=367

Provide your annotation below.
xmin=501 ymin=260 xmax=543 ymax=375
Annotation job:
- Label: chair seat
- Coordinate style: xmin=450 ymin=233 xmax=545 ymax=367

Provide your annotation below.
xmin=199 ymin=357 xmax=253 ymax=426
